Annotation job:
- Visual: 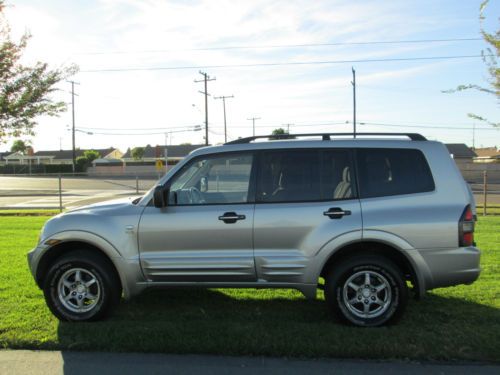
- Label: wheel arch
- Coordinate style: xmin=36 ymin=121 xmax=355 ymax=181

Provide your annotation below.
xmin=319 ymin=240 xmax=423 ymax=298
xmin=36 ymin=240 xmax=123 ymax=296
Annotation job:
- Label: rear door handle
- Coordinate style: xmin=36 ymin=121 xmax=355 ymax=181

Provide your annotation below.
xmin=323 ymin=207 xmax=351 ymax=219
xmin=218 ymin=212 xmax=246 ymax=224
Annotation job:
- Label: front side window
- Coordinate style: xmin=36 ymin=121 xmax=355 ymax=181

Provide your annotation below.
xmin=168 ymin=153 xmax=253 ymax=205
xmin=356 ymin=148 xmax=435 ymax=198
xmin=257 ymin=149 xmax=354 ymax=203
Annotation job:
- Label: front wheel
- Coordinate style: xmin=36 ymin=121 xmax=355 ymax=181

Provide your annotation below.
xmin=43 ymin=250 xmax=121 ymax=322
xmin=324 ymin=255 xmax=408 ymax=327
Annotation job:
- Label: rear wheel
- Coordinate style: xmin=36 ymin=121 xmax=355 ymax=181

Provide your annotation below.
xmin=43 ymin=250 xmax=121 ymax=321
xmin=324 ymin=255 xmax=408 ymax=327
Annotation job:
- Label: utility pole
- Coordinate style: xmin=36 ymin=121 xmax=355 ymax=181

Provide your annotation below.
xmin=351 ymin=67 xmax=356 ymax=138
xmin=247 ymin=117 xmax=261 ymax=137
xmin=67 ymin=80 xmax=80 ymax=172
xmin=472 ymin=123 xmax=476 ymax=149
xmin=214 ymin=95 xmax=234 ymax=143
xmin=194 ymin=71 xmax=216 ymax=146
xmin=282 ymin=123 xmax=293 ymax=134
xmin=164 ymin=132 xmax=168 ymax=171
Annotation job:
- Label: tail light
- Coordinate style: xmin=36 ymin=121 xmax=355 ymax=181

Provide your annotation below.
xmin=459 ymin=205 xmax=475 ymax=247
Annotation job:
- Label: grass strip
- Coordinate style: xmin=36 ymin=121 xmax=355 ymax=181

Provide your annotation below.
xmin=0 ymin=216 xmax=498 ymax=361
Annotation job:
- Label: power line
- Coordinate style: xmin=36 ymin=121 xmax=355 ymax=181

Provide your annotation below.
xmin=76 ymin=37 xmax=482 ymax=55
xmin=78 ymin=124 xmax=202 ymax=131
xmin=76 ymin=121 xmax=497 ymax=133
xmin=74 ymin=119 xmax=498 ymax=135
xmin=80 ymin=54 xmax=491 ymax=73
xmin=356 ymin=122 xmax=499 ymax=131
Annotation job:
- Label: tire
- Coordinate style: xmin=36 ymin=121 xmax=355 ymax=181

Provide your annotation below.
xmin=324 ymin=255 xmax=408 ymax=327
xmin=43 ymin=250 xmax=121 ymax=322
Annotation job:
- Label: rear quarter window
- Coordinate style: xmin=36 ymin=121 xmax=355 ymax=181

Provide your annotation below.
xmin=356 ymin=148 xmax=435 ymax=198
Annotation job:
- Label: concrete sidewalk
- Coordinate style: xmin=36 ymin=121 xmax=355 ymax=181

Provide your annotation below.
xmin=0 ymin=350 xmax=498 ymax=375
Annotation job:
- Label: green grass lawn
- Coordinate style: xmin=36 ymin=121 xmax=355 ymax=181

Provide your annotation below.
xmin=0 ymin=215 xmax=499 ymax=361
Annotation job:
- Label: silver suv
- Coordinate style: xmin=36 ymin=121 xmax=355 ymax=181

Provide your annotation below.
xmin=28 ymin=133 xmax=480 ymax=327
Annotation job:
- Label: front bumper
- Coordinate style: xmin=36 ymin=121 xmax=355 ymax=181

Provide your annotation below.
xmin=27 ymin=244 xmax=47 ymax=287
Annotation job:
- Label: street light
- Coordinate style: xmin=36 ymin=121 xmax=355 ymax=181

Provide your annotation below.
xmin=75 ymin=129 xmax=94 ymax=135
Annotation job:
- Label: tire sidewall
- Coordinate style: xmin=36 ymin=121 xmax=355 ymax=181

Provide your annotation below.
xmin=326 ymin=257 xmax=407 ymax=327
xmin=44 ymin=257 xmax=113 ymax=322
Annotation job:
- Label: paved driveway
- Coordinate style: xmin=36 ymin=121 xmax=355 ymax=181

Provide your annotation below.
xmin=0 ymin=350 xmax=498 ymax=375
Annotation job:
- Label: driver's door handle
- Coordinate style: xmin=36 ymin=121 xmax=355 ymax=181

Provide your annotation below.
xmin=323 ymin=207 xmax=351 ymax=219
xmin=218 ymin=212 xmax=246 ymax=224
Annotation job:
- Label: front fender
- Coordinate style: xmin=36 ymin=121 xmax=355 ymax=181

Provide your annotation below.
xmin=31 ymin=230 xmax=145 ymax=299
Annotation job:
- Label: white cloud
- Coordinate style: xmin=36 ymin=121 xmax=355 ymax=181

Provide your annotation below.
xmin=2 ymin=0 xmax=498 ymax=151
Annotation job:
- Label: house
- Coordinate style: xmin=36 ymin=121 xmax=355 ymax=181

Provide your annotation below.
xmin=0 ymin=151 xmax=11 ymax=165
xmin=114 ymin=144 xmax=205 ymax=176
xmin=473 ymin=147 xmax=500 ymax=163
xmin=32 ymin=148 xmax=123 ymax=165
xmin=445 ymin=144 xmax=477 ymax=165
xmin=3 ymin=148 xmax=122 ymax=165
xmin=121 ymin=144 xmax=205 ymax=165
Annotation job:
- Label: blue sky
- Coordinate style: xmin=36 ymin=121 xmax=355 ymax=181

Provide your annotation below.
xmin=3 ymin=0 xmax=499 ymax=152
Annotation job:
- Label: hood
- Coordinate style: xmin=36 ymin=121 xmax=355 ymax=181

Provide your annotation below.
xmin=65 ymin=196 xmax=139 ymax=214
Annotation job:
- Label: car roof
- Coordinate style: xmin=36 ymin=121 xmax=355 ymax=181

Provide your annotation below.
xmin=190 ymin=137 xmax=442 ymax=157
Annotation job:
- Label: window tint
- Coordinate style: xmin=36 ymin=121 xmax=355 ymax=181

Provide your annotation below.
xmin=356 ymin=148 xmax=434 ymax=198
xmin=257 ymin=149 xmax=354 ymax=203
xmin=168 ymin=153 xmax=253 ymax=205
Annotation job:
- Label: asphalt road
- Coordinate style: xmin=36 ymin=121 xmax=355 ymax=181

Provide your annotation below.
xmin=0 ymin=176 xmax=157 ymax=209
xmin=0 ymin=350 xmax=498 ymax=375
xmin=0 ymin=175 xmax=157 ymax=192
xmin=0 ymin=176 xmax=499 ymax=209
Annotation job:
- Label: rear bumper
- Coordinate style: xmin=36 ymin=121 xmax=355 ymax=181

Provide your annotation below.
xmin=414 ymin=246 xmax=480 ymax=291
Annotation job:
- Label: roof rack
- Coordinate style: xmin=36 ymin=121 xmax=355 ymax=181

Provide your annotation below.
xmin=224 ymin=132 xmax=427 ymax=145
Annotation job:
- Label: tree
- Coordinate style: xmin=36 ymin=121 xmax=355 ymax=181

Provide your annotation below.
xmin=75 ymin=155 xmax=89 ymax=171
xmin=83 ymin=150 xmax=100 ymax=163
xmin=0 ymin=1 xmax=78 ymax=143
xmin=272 ymin=128 xmax=288 ymax=136
xmin=269 ymin=128 xmax=293 ymax=140
xmin=10 ymin=139 xmax=28 ymax=153
xmin=131 ymin=147 xmax=145 ymax=160
xmin=444 ymin=0 xmax=499 ymax=127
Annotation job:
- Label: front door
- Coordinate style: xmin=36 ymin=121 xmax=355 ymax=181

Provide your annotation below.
xmin=138 ymin=152 xmax=256 ymax=282
xmin=253 ymin=148 xmax=362 ymax=283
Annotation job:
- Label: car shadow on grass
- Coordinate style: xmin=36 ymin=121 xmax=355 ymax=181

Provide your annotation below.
xmin=56 ymin=288 xmax=500 ymax=361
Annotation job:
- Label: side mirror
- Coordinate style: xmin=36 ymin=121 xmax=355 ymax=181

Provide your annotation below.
xmin=153 ymin=186 xmax=169 ymax=208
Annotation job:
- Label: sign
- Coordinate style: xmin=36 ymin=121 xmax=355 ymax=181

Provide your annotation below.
xmin=155 ymin=159 xmax=163 ymax=171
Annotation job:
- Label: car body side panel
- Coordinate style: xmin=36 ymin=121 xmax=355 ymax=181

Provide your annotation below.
xmin=253 ymin=200 xmax=363 ymax=283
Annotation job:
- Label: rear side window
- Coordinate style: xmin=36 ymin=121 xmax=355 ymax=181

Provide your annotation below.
xmin=356 ymin=148 xmax=434 ymax=198
xmin=257 ymin=149 xmax=354 ymax=203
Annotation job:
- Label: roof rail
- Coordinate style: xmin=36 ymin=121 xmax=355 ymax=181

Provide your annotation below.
xmin=224 ymin=132 xmax=427 ymax=145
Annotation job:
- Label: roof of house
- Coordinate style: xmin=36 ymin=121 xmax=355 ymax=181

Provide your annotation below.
xmin=0 ymin=152 xmax=10 ymax=160
xmin=473 ymin=147 xmax=499 ymax=158
xmin=445 ymin=144 xmax=477 ymax=158
xmin=33 ymin=148 xmax=117 ymax=159
xmin=122 ymin=144 xmax=205 ymax=159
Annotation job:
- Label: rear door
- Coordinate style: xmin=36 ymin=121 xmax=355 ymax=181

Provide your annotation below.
xmin=253 ymin=148 xmax=362 ymax=283
xmin=356 ymin=147 xmax=452 ymax=248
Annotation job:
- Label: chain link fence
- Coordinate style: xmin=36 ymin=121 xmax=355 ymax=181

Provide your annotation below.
xmin=0 ymin=173 xmax=158 ymax=211
xmin=0 ymin=168 xmax=499 ymax=214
